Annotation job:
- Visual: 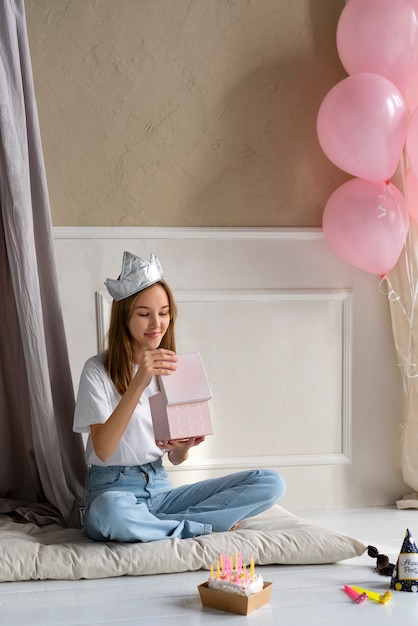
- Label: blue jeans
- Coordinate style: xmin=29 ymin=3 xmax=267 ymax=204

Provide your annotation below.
xmin=84 ymin=459 xmax=286 ymax=543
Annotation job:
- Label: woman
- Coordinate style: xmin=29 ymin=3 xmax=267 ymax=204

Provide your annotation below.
xmin=73 ymin=251 xmax=286 ymax=542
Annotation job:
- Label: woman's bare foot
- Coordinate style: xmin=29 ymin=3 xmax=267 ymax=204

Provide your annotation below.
xmin=211 ymin=522 xmax=240 ymax=533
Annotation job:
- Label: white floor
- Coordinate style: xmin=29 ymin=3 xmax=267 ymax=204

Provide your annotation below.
xmin=1 ymin=506 xmax=418 ymax=625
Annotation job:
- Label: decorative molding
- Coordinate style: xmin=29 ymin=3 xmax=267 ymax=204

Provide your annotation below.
xmin=170 ymin=289 xmax=352 ymax=470
xmin=173 ymin=288 xmax=349 ymax=302
xmin=53 ymin=226 xmax=323 ymax=240
xmin=165 ymin=452 xmax=351 ymax=472
xmin=95 ymin=292 xmax=112 ymax=354
xmin=96 ymin=287 xmax=352 ymax=469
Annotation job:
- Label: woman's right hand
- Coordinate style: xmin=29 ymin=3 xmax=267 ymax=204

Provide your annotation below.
xmin=134 ymin=349 xmax=178 ymax=388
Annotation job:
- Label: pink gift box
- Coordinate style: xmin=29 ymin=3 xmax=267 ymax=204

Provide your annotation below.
xmin=150 ymin=352 xmax=213 ymax=440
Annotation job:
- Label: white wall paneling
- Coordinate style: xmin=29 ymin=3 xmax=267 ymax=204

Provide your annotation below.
xmin=53 ymin=227 xmax=407 ymax=509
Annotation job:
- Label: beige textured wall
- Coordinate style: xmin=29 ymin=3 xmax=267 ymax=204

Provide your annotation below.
xmin=25 ymin=0 xmax=348 ymax=227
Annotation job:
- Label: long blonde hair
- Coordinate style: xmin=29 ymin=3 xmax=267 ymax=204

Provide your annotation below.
xmin=104 ymin=280 xmax=177 ymax=395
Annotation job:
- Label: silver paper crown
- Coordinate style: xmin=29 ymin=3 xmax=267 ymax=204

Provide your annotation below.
xmin=105 ymin=251 xmax=163 ymax=301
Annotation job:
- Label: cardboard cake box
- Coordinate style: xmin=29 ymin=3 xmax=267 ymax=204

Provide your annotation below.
xmin=150 ymin=352 xmax=213 ymax=440
xmin=198 ymin=582 xmax=273 ymax=615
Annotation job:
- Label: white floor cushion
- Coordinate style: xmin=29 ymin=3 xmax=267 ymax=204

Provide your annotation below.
xmin=0 ymin=505 xmax=367 ymax=581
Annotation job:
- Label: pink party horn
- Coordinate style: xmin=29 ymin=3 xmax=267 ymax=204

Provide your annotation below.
xmin=343 ymin=585 xmax=367 ymax=604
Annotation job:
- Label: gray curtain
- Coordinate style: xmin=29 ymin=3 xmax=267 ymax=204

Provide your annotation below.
xmin=0 ymin=0 xmax=87 ymax=527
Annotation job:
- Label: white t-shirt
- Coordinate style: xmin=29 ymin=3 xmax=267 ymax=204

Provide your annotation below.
xmin=73 ymin=353 xmax=164 ymax=467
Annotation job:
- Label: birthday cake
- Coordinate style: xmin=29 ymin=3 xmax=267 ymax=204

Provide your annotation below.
xmin=208 ymin=573 xmax=264 ymax=597
xmin=207 ymin=553 xmax=263 ymax=597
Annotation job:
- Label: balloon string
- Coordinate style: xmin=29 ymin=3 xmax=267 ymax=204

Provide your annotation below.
xmin=399 ymin=150 xmax=418 ymax=308
xmin=385 ymin=175 xmax=410 ymax=252
xmin=379 ymin=274 xmax=410 ymax=322
xmin=381 ymin=271 xmax=418 ymax=391
xmin=380 ymin=152 xmax=418 ymax=401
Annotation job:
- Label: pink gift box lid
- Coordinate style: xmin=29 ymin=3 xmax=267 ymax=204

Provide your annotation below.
xmin=157 ymin=352 xmax=212 ymax=405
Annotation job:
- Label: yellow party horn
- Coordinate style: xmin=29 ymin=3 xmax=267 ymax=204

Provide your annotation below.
xmin=351 ymin=586 xmax=392 ymax=604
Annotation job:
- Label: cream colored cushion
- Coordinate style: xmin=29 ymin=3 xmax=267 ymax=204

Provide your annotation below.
xmin=0 ymin=505 xmax=366 ymax=581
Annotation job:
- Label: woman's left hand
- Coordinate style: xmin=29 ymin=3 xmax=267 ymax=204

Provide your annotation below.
xmin=156 ymin=436 xmax=205 ymax=451
xmin=156 ymin=436 xmax=205 ymax=465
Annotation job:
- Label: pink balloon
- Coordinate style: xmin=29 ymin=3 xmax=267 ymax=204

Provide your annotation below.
xmin=406 ymin=106 xmax=418 ymax=180
xmin=322 ymin=178 xmax=409 ymax=275
xmin=336 ymin=0 xmax=418 ymax=92
xmin=317 ymin=74 xmax=407 ymax=182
